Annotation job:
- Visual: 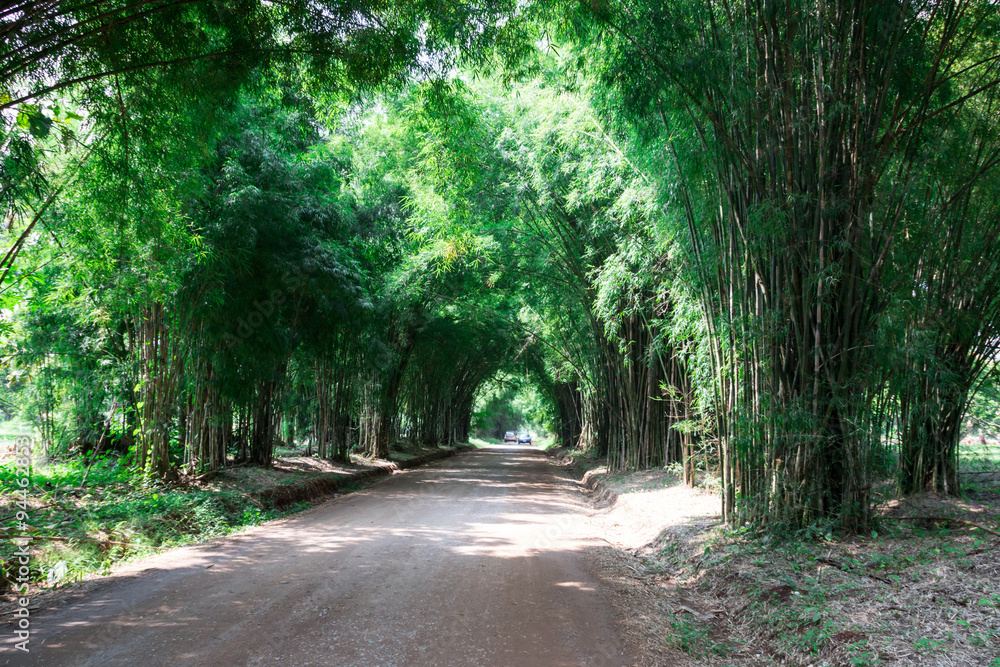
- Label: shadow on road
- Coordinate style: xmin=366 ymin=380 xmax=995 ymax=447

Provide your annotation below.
xmin=7 ymin=447 xmax=630 ymax=667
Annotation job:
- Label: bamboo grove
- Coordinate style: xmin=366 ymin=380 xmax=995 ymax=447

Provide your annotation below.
xmin=3 ymin=0 xmax=1000 ymax=532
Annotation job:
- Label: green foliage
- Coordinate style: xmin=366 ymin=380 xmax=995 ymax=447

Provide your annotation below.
xmin=0 ymin=456 xmax=283 ymax=589
xmin=665 ymin=612 xmax=729 ymax=658
xmin=3 ymin=0 xmax=1000 ymax=544
xmin=473 ymin=378 xmax=554 ymax=437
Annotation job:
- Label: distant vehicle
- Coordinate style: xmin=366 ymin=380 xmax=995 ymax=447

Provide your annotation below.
xmin=517 ymin=433 xmax=532 ymax=445
xmin=504 ymin=431 xmax=517 ymax=442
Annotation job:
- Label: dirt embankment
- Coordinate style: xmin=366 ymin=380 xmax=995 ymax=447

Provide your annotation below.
xmin=550 ymin=448 xmax=1000 ymax=667
xmin=247 ymin=446 xmax=468 ymax=508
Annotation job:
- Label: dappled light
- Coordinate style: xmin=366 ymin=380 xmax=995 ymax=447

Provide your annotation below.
xmin=19 ymin=450 xmax=630 ymax=666
xmin=4 ymin=1 xmax=1000 ymax=664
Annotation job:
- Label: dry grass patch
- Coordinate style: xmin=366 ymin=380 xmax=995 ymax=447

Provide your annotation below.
xmin=581 ymin=467 xmax=1000 ymax=667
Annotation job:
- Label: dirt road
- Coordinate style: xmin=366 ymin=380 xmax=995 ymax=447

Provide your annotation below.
xmin=6 ymin=446 xmax=631 ymax=666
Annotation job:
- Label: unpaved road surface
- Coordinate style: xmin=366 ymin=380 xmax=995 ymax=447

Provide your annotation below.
xmin=5 ymin=446 xmax=631 ymax=666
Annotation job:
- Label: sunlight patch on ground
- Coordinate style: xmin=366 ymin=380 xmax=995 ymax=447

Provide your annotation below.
xmin=587 ymin=470 xmax=720 ymax=551
xmin=553 ymin=581 xmax=596 ymax=592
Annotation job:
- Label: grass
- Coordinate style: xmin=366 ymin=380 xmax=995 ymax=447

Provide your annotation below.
xmin=0 ymin=418 xmax=36 ymax=445
xmin=468 ymin=436 xmax=503 ymax=448
xmin=590 ymin=464 xmax=1000 ymax=666
xmin=1 ymin=438 xmax=467 ymax=598
xmin=467 ymin=432 xmax=555 ymax=449
xmin=642 ymin=517 xmax=1000 ymax=666
xmin=959 ymin=437 xmax=1000 ymax=494
xmin=1 ymin=454 xmax=291 ymax=594
xmin=665 ymin=611 xmax=729 ymax=658
xmin=533 ymin=432 xmax=556 ymax=449
xmin=960 ymin=439 xmax=1000 ymax=467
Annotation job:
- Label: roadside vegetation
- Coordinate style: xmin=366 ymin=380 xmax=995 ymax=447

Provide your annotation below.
xmin=565 ymin=456 xmax=1000 ymax=666
xmin=649 ymin=504 xmax=1000 ymax=666
xmin=1 ymin=456 xmax=284 ymax=588
xmin=0 ymin=438 xmax=466 ymax=598
xmin=4 ymin=0 xmax=1000 ymax=657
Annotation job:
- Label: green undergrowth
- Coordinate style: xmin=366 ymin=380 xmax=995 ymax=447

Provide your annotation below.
xmin=468 ymin=436 xmax=503 ymax=447
xmin=603 ymin=462 xmax=722 ymax=495
xmin=1 ymin=443 xmax=463 ymax=597
xmin=0 ymin=446 xmax=452 ymax=597
xmin=468 ymin=433 xmax=556 ymax=448
xmin=547 ymin=445 xmax=606 ymax=474
xmin=640 ymin=507 xmax=1000 ymax=666
xmin=0 ymin=455 xmax=299 ymax=595
xmin=384 ymin=443 xmax=456 ymax=461
xmin=960 ymin=440 xmax=1000 ymax=495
